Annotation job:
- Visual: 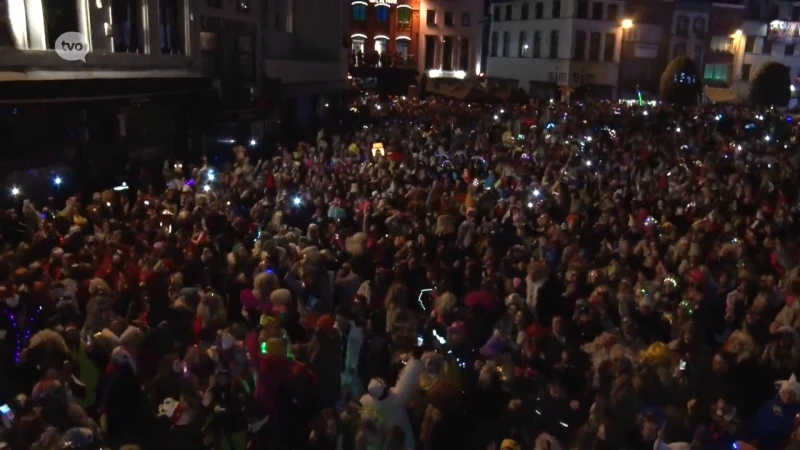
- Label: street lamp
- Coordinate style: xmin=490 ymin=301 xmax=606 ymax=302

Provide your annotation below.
xmin=621 ymin=19 xmax=633 ymax=29
xmin=733 ymin=29 xmax=742 ymax=38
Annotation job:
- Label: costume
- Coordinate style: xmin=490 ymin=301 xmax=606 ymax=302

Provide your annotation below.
xmin=359 ymin=357 xmax=424 ymax=450
xmin=748 ymin=375 xmax=800 ymax=448
xmin=101 ymin=346 xmax=151 ymax=448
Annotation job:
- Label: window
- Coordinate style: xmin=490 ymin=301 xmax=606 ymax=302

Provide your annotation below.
xmin=762 ymin=38 xmax=772 ymax=54
xmin=692 ymin=18 xmax=705 ymax=38
xmin=491 ymin=31 xmax=499 ymax=56
xmin=676 ymin=15 xmax=688 ymax=37
xmin=157 ymin=0 xmax=183 ymax=54
xmin=604 ymin=32 xmax=615 ymax=60
xmin=574 ymin=30 xmax=586 ymax=60
xmin=550 ymin=30 xmax=559 ymax=58
xmin=673 ymin=43 xmax=686 ymax=57
xmin=533 ymin=30 xmax=542 ymax=58
xmin=506 ymin=5 xmax=512 ymax=20
xmin=519 ymin=31 xmax=528 ymax=56
xmin=552 ymin=1 xmax=561 ymax=18
xmin=353 ymin=4 xmax=366 ymax=21
xmin=744 ymin=35 xmax=755 ymax=53
xmin=427 ymin=9 xmax=436 ymax=25
xmin=709 ymin=36 xmax=733 ymax=54
xmin=377 ymin=6 xmax=389 ymax=23
xmin=460 ymin=39 xmax=470 ymax=70
xmin=398 ymin=7 xmax=411 ymax=29
xmin=351 ymin=36 xmax=365 ymax=54
xmin=741 ymin=63 xmax=751 ymax=81
xmin=786 ymin=44 xmax=796 ymax=56
xmin=589 ymin=32 xmax=600 ymax=60
xmin=207 ymin=0 xmax=221 ymax=7
xmin=522 ymin=3 xmax=530 ymax=20
xmin=43 ymin=0 xmax=80 ymax=49
xmin=462 ymin=13 xmax=471 ymax=26
xmin=425 ymin=35 xmax=436 ymax=69
xmin=237 ymin=0 xmax=249 ymax=13
xmin=502 ymin=31 xmax=510 ymax=56
xmin=443 ymin=36 xmax=453 ymax=70
xmin=704 ymin=64 xmax=729 ymax=83
xmin=397 ymin=40 xmax=409 ymax=60
xmin=577 ymin=1 xmax=588 ymax=18
xmin=693 ymin=44 xmax=702 ymax=62
xmin=493 ymin=6 xmax=501 ymax=21
xmin=607 ymin=3 xmax=617 ymax=21
xmin=444 ymin=11 xmax=454 ymax=26
xmin=535 ymin=3 xmax=543 ymax=18
xmin=112 ymin=0 xmax=140 ymax=53
xmin=592 ymin=2 xmax=603 ymax=20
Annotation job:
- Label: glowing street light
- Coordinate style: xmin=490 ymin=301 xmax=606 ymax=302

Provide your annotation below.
xmin=11 ymin=187 xmax=19 ymax=196
xmin=621 ymin=19 xmax=633 ymax=29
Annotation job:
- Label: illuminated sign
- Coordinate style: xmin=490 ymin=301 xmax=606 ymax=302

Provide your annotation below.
xmin=369 ymin=0 xmax=397 ymax=4
xmin=769 ymin=20 xmax=800 ymax=42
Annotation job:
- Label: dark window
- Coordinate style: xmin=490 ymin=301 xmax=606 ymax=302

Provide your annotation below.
xmin=607 ymin=3 xmax=617 ymax=21
xmin=207 ymin=0 xmax=221 ymax=7
xmin=460 ymin=39 xmax=470 ymax=70
xmin=574 ymin=30 xmax=586 ymax=59
xmin=377 ymin=6 xmax=389 ymax=23
xmin=592 ymin=2 xmax=603 ymax=20
xmin=676 ymin=15 xmax=688 ymax=37
xmin=506 ymin=5 xmax=512 ymax=20
xmin=237 ymin=0 xmax=248 ymax=13
xmin=794 ymin=6 xmax=800 ymax=18
xmin=502 ymin=31 xmax=510 ymax=56
xmin=533 ymin=30 xmax=542 ymax=57
xmin=522 ymin=3 xmax=530 ymax=19
xmin=550 ymin=30 xmax=559 ymax=58
xmin=673 ymin=43 xmax=686 ymax=57
xmin=425 ymin=35 xmax=436 ymax=69
xmin=589 ymin=31 xmax=600 ymax=60
xmin=427 ymin=9 xmax=436 ymax=25
xmin=443 ymin=36 xmax=453 ymax=70
xmin=493 ymin=6 xmax=501 ymax=20
xmin=744 ymin=35 xmax=755 ymax=53
xmin=42 ymin=0 xmax=79 ymax=49
xmin=553 ymin=0 xmax=561 ymax=18
xmin=158 ymin=0 xmax=183 ymax=54
xmin=604 ymin=32 xmax=615 ymax=60
xmin=112 ymin=0 xmax=140 ymax=53
xmin=444 ymin=11 xmax=454 ymax=26
xmin=353 ymin=5 xmax=366 ymax=21
xmin=577 ymin=1 xmax=588 ymax=18
xmin=535 ymin=2 xmax=543 ymax=18
xmin=398 ymin=7 xmax=411 ymax=29
xmin=491 ymin=31 xmax=499 ymax=56
xmin=462 ymin=13 xmax=471 ymax=26
xmin=519 ymin=31 xmax=528 ymax=56
xmin=741 ymin=63 xmax=751 ymax=81
xmin=787 ymin=43 xmax=796 ymax=56
xmin=763 ymin=38 xmax=772 ymax=54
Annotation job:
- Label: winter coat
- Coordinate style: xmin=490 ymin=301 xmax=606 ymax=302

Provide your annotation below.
xmin=359 ymin=358 xmax=424 ymax=450
xmin=306 ymin=331 xmax=342 ymax=408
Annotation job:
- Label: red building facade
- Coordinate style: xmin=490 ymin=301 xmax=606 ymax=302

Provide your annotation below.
xmin=349 ymin=0 xmax=421 ymax=68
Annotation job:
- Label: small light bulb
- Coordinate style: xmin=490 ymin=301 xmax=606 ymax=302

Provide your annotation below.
xmin=533 ymin=189 xmax=540 ymax=197
xmin=527 ymin=202 xmax=534 ymax=208
xmin=586 ymin=160 xmax=592 ymax=167
xmin=53 ymin=176 xmax=62 ymax=185
xmin=676 ymin=127 xmax=681 ymax=133
xmin=203 ymin=185 xmax=211 ymax=192
xmin=494 ymin=115 xmax=499 ymax=120
xmin=207 ymin=172 xmax=215 ymax=181
xmin=643 ymin=111 xmax=648 ymax=116
xmin=11 ymin=187 xmax=19 ymax=196
xmin=250 ymin=139 xmax=256 ymax=146
xmin=585 ymin=136 xmax=592 ymax=142
xmin=293 ymin=197 xmax=302 ymax=206
xmin=765 ymin=135 xmax=771 ymax=142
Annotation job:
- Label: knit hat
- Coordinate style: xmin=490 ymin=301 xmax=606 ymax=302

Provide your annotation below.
xmin=316 ymin=314 xmax=335 ymax=333
xmin=501 ymin=439 xmax=521 ymax=450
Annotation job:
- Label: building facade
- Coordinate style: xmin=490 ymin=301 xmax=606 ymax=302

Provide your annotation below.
xmin=348 ymin=0 xmax=484 ymax=80
xmin=486 ymin=0 xmax=627 ymax=100
xmin=264 ymin=0 xmax=350 ymax=133
xmin=0 ymin=0 xmax=210 ymax=185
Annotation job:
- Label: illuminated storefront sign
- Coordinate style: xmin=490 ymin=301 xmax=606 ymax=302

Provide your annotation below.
xmin=369 ymin=0 xmax=398 ymax=4
xmin=770 ymin=20 xmax=800 ymax=42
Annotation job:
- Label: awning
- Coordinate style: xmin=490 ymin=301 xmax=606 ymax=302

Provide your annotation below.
xmin=704 ymin=86 xmax=738 ymax=104
xmin=0 ymin=77 xmax=212 ymax=103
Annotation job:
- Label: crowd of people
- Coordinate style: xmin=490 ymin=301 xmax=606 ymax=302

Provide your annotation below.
xmin=0 ymin=96 xmax=799 ymax=450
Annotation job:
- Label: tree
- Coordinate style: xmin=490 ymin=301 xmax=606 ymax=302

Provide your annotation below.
xmin=659 ymin=56 xmax=701 ymax=106
xmin=749 ymin=61 xmax=791 ymax=107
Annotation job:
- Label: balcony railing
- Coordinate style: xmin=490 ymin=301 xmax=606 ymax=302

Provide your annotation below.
xmin=349 ymin=51 xmax=417 ymax=69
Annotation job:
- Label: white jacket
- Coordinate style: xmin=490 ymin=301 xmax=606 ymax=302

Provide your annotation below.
xmin=359 ymin=358 xmax=423 ymax=450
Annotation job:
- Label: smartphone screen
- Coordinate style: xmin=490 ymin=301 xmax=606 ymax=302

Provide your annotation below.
xmin=417 ymin=334 xmax=424 ymax=346
xmin=0 ymin=404 xmax=13 ymax=421
xmin=679 ymin=360 xmax=687 ymax=371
